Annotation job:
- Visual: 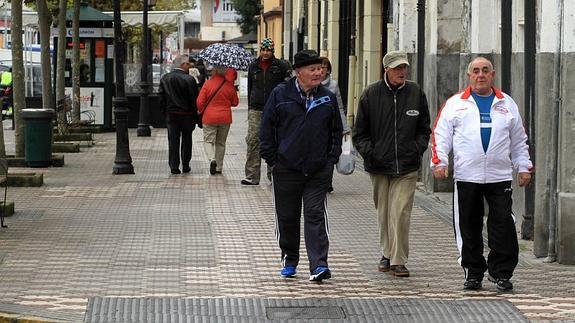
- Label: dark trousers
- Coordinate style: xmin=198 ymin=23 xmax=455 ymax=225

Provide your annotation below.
xmin=166 ymin=114 xmax=195 ymax=171
xmin=272 ymin=163 xmax=333 ymax=273
xmin=454 ymin=181 xmax=519 ymax=280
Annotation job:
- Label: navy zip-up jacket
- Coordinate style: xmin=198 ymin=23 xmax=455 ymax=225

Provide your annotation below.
xmin=260 ymin=77 xmax=343 ymax=175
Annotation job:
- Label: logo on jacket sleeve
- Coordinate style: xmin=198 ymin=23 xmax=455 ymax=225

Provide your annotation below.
xmin=406 ymin=109 xmax=420 ymax=116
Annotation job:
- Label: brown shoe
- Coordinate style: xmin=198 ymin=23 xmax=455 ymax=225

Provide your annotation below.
xmin=389 ymin=265 xmax=410 ymax=277
xmin=378 ymin=256 xmax=390 ymax=272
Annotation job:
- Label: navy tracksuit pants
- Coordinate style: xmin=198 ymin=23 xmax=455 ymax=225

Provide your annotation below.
xmin=272 ymin=163 xmax=333 ymax=273
xmin=454 ymin=181 xmax=519 ymax=281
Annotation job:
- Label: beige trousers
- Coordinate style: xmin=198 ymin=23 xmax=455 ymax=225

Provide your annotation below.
xmin=203 ymin=124 xmax=231 ymax=172
xmin=370 ymin=171 xmax=418 ymax=266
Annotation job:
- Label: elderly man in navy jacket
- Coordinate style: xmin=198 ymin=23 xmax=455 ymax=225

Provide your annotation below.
xmin=260 ymin=49 xmax=343 ymax=282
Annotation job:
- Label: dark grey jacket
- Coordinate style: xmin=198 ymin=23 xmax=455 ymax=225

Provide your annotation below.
xmin=353 ymin=77 xmax=431 ymax=175
xmin=247 ymin=57 xmax=290 ymax=110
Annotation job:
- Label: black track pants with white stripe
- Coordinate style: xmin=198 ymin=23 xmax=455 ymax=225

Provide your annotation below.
xmin=454 ymin=181 xmax=519 ymax=280
xmin=272 ymin=163 xmax=333 ymax=273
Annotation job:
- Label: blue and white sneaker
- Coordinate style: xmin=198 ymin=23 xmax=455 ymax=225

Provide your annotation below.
xmin=309 ymin=266 xmax=331 ymax=282
xmin=280 ymin=266 xmax=297 ymax=278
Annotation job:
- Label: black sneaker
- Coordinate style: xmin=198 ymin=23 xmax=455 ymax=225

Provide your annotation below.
xmin=463 ymin=278 xmax=482 ymax=290
xmin=209 ymin=160 xmax=217 ymax=175
xmin=170 ymin=168 xmax=181 ymax=175
xmin=241 ymin=178 xmax=259 ymax=185
xmin=309 ymin=266 xmax=331 ymax=282
xmin=488 ymin=276 xmax=513 ymax=291
xmin=182 ymin=165 xmax=191 ymax=173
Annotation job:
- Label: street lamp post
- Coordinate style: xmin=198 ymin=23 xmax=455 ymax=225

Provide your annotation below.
xmin=112 ymin=0 xmax=134 ymax=174
xmin=137 ymin=0 xmax=155 ymax=137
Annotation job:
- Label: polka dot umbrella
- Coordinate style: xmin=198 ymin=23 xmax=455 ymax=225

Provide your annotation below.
xmin=198 ymin=43 xmax=254 ymax=71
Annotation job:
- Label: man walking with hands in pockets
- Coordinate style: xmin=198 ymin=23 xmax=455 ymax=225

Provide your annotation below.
xmin=260 ymin=49 xmax=342 ymax=282
xmin=353 ymin=51 xmax=431 ymax=278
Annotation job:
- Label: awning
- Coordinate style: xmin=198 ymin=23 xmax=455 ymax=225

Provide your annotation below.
xmin=22 ymin=10 xmax=186 ymax=28
xmin=103 ymin=11 xmax=185 ymax=28
xmin=184 ymin=38 xmax=221 ymax=50
xmin=22 ymin=4 xmax=112 ymax=26
xmin=227 ymin=31 xmax=257 ymax=44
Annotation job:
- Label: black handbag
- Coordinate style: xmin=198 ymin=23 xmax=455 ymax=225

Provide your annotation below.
xmin=197 ymin=80 xmax=226 ymax=128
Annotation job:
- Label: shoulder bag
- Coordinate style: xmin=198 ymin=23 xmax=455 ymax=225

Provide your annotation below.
xmin=197 ymin=79 xmax=226 ymax=128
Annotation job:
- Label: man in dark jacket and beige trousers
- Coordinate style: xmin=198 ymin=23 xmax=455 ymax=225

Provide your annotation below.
xmin=261 ymin=49 xmax=342 ymax=282
xmin=353 ymin=51 xmax=431 ymax=277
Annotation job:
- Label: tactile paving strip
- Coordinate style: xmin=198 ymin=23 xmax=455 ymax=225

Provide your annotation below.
xmin=84 ymin=297 xmax=527 ymax=322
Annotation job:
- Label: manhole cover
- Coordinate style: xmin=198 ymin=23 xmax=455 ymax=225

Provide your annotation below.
xmin=266 ymin=306 xmax=346 ymax=320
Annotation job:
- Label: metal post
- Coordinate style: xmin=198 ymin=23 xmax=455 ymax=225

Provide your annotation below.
xmin=522 ymin=0 xmax=536 ymax=240
xmin=545 ymin=0 xmax=564 ymax=263
xmin=501 ymin=0 xmax=512 ymax=93
xmin=381 ymin=0 xmax=389 ymax=72
xmin=137 ymin=0 xmax=152 ymax=137
xmin=3 ymin=7 xmax=7 ymax=49
xmin=159 ymin=31 xmax=164 ymax=64
xmin=317 ymin=0 xmax=321 ymax=50
xmin=416 ymin=0 xmax=425 ymax=88
xmin=112 ymin=0 xmax=135 ymax=174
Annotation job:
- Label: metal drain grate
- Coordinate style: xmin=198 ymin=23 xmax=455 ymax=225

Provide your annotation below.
xmin=266 ymin=306 xmax=345 ymax=319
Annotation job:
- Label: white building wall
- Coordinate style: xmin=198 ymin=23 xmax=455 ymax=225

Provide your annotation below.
xmin=513 ymin=0 xmax=525 ymax=52
xmin=539 ymin=0 xmax=575 ymax=53
xmin=397 ymin=0 xmax=418 ymax=52
xmin=539 ymin=0 xmax=558 ymax=53
xmin=563 ymin=0 xmax=575 ymax=52
xmin=427 ymin=0 xmax=437 ymax=55
xmin=326 ymin=0 xmax=339 ymax=76
xmin=538 ymin=0 xmax=573 ymax=54
xmin=471 ymin=0 xmax=499 ymax=53
xmin=201 ymin=24 xmax=242 ymax=41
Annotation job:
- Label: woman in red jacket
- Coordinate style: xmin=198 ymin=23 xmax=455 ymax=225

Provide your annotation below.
xmin=196 ymin=67 xmax=239 ymax=175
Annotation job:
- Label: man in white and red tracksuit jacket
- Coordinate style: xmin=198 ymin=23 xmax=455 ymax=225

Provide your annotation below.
xmin=431 ymin=57 xmax=533 ymax=292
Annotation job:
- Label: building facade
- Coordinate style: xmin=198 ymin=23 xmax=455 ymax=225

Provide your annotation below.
xmin=199 ymin=0 xmax=243 ymax=41
xmin=283 ymin=0 xmax=575 ymax=264
xmin=258 ymin=0 xmax=283 ymax=53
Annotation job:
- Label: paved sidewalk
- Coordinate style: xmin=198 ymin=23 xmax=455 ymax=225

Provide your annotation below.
xmin=0 ymin=104 xmax=574 ymax=322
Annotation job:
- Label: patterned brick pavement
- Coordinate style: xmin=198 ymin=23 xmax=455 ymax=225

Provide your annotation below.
xmin=0 ymin=105 xmax=574 ymax=322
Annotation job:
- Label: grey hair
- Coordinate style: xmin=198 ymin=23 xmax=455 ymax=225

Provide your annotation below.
xmin=467 ymin=57 xmax=494 ymax=73
xmin=173 ymin=54 xmax=190 ymax=68
xmin=212 ymin=66 xmax=227 ymax=75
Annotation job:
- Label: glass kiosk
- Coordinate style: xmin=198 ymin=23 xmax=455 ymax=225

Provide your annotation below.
xmin=52 ymin=5 xmax=114 ymax=130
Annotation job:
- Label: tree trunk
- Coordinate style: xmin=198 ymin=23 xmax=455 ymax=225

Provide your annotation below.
xmin=37 ymin=0 xmax=54 ymax=111
xmin=56 ymin=0 xmax=68 ymax=134
xmin=11 ymin=0 xmax=25 ymax=157
xmin=72 ymin=0 xmax=81 ymax=122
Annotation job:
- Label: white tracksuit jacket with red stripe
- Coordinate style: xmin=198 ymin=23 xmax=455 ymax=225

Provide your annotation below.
xmin=430 ymin=87 xmax=533 ymax=183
